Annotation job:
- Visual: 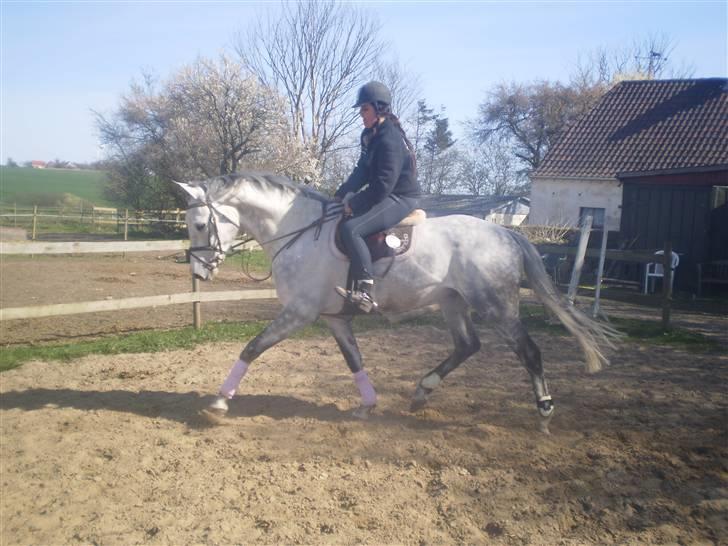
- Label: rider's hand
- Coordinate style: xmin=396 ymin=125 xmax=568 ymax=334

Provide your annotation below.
xmin=344 ymin=204 xmax=353 ymax=216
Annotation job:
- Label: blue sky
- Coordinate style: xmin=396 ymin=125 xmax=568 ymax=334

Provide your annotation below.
xmin=1 ymin=1 xmax=726 ymax=164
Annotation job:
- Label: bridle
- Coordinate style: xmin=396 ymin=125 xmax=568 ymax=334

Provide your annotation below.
xmin=187 ymin=197 xmax=344 ymax=278
xmin=187 ymin=200 xmax=247 ymax=274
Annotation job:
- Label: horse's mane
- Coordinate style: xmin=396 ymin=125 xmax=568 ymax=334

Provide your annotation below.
xmin=207 ymin=171 xmax=330 ymax=204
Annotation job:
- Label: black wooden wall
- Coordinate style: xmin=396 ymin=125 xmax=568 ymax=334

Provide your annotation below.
xmin=620 ymin=183 xmax=712 ymax=292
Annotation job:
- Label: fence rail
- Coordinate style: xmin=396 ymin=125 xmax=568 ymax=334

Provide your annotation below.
xmin=0 ymin=239 xmax=274 ymax=328
xmin=0 ymin=240 xmax=190 ymax=255
xmin=0 ymin=203 xmax=187 ymax=240
xmin=0 ymin=289 xmax=277 ymax=321
xmin=535 ymin=243 xmax=657 ymax=264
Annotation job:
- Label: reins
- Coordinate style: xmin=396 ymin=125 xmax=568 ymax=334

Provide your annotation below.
xmin=189 ymin=197 xmax=344 ymax=282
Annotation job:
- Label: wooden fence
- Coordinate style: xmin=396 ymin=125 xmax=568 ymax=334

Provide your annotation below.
xmin=0 ymin=204 xmax=186 ymax=240
xmin=0 ymin=239 xmax=273 ymax=328
xmin=1 ymin=234 xmax=677 ymax=331
xmin=536 ymin=234 xmax=676 ymax=329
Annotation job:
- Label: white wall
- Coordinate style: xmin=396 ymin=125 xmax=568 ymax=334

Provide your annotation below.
xmin=486 ymin=212 xmax=528 ymax=226
xmin=529 ymin=177 xmax=623 ymax=231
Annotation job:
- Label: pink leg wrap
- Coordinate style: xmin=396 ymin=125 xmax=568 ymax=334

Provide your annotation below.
xmin=219 ymin=359 xmax=249 ymax=399
xmin=354 ymin=370 xmax=377 ymax=407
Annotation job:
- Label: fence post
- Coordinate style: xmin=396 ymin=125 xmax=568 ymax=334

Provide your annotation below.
xmin=31 ymin=205 xmax=38 ymax=241
xmin=661 ymin=241 xmax=673 ymax=331
xmin=13 ymin=203 xmax=16 ymax=227
xmin=124 ymin=209 xmax=129 ymax=241
xmin=591 ymin=228 xmax=609 ymax=318
xmin=567 ymin=215 xmax=593 ymax=305
xmin=192 ymin=275 xmax=202 ymax=329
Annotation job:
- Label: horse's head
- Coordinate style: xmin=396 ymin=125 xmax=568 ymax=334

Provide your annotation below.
xmin=176 ymin=181 xmax=242 ymax=281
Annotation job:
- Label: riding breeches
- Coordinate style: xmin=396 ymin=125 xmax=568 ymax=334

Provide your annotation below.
xmin=340 ymin=195 xmax=417 ymax=282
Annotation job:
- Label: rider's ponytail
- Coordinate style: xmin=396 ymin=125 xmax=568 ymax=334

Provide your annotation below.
xmin=374 ymin=103 xmax=417 ymax=177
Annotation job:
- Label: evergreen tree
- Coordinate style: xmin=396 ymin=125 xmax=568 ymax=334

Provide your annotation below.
xmin=421 ymin=113 xmax=457 ymax=194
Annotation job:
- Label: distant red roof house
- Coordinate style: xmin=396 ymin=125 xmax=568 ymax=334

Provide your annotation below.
xmin=31 ymin=160 xmax=47 ymax=169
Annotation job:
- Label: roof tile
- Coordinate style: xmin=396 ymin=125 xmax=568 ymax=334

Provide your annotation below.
xmin=533 ymin=78 xmax=728 ymax=178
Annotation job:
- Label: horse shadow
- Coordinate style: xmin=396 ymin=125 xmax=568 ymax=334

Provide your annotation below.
xmin=0 ymin=388 xmax=449 ymax=430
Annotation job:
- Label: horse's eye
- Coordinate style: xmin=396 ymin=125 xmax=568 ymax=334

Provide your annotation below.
xmin=195 ymin=223 xmax=206 ymax=231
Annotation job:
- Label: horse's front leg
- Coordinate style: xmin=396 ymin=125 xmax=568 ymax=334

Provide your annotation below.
xmin=323 ymin=315 xmax=376 ymax=419
xmin=203 ymin=305 xmax=316 ymax=421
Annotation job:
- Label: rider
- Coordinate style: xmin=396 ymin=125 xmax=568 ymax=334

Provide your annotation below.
xmin=335 ymin=81 xmax=421 ymax=312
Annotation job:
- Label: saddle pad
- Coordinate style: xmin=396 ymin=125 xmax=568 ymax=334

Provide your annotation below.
xmin=335 ymin=222 xmax=415 ymax=263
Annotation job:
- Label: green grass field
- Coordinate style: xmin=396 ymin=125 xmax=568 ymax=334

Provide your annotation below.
xmin=0 ymin=167 xmax=113 ymax=207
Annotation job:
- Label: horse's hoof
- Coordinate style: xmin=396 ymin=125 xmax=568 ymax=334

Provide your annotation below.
xmin=199 ymin=408 xmax=228 ymax=425
xmin=352 ymin=404 xmax=376 ymax=420
xmin=410 ymin=398 xmax=427 ymax=412
xmin=538 ymin=414 xmax=553 ymax=435
xmin=410 ymin=385 xmax=432 ymax=412
xmin=199 ymin=396 xmax=229 ymax=425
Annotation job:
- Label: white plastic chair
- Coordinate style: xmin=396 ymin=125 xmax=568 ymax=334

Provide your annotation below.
xmin=643 ymin=250 xmax=680 ymax=294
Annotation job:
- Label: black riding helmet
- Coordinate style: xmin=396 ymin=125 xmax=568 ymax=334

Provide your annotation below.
xmin=353 ymin=81 xmax=392 ymax=110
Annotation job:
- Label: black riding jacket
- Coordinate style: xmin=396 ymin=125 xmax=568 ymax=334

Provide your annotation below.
xmin=334 ymin=118 xmax=420 ymax=215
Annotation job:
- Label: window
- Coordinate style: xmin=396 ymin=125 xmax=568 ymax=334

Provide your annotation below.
xmin=711 ymin=186 xmax=727 ymax=210
xmin=579 ymin=207 xmax=605 ymax=229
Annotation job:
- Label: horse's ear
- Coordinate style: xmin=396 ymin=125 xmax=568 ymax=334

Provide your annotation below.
xmin=174 ymin=181 xmax=206 ymax=202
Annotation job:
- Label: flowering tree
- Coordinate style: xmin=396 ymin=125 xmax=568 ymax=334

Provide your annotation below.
xmin=95 ymin=56 xmax=319 ymax=208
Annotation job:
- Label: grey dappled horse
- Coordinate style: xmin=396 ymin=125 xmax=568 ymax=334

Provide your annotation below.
xmin=177 ymin=172 xmax=616 ymax=431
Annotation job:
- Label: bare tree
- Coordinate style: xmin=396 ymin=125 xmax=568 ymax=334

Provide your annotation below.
xmin=472 ymin=32 xmax=693 ymax=186
xmin=475 ymin=81 xmax=588 ymax=172
xmin=372 ymin=56 xmax=421 ymax=131
xmin=572 ymin=33 xmax=693 ymax=90
xmin=235 ymin=0 xmax=384 ymax=169
xmin=457 ymin=136 xmax=527 ymax=196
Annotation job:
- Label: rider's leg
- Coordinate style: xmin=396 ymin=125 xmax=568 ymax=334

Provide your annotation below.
xmin=338 ymin=196 xmax=414 ymax=311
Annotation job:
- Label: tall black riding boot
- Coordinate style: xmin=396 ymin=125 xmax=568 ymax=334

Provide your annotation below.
xmin=336 ymin=278 xmax=378 ymax=313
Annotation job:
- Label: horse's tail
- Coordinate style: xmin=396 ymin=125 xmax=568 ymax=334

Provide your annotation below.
xmin=509 ymin=230 xmax=620 ymax=373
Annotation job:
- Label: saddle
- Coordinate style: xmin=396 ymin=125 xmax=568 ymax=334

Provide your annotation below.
xmin=335 ymin=208 xmax=426 ymax=262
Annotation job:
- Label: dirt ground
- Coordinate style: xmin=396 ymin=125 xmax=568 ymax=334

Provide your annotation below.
xmin=1 ymin=253 xmax=727 ymax=545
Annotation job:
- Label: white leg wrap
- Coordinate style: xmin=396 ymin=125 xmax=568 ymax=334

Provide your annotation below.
xmin=421 ymin=373 xmax=441 ymax=390
xmin=219 ymin=359 xmax=249 ymax=399
xmin=354 ymin=370 xmax=377 ymax=407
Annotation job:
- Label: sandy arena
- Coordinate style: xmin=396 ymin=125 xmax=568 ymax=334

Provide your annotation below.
xmin=1 ymin=253 xmax=727 ymax=545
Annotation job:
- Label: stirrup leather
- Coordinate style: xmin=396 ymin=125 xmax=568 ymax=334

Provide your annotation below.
xmin=335 ymin=286 xmax=378 ymax=313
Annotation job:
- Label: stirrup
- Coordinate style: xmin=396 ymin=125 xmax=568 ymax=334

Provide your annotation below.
xmin=335 ymin=286 xmax=378 ymax=313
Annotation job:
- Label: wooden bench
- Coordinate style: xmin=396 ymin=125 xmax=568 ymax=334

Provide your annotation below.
xmin=697 ymin=260 xmax=728 ymax=297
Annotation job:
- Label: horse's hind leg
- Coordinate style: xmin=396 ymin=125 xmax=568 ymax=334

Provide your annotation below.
xmin=496 ymin=318 xmax=554 ymax=433
xmin=411 ymin=290 xmax=481 ymax=411
xmin=323 ymin=315 xmax=376 ymax=419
